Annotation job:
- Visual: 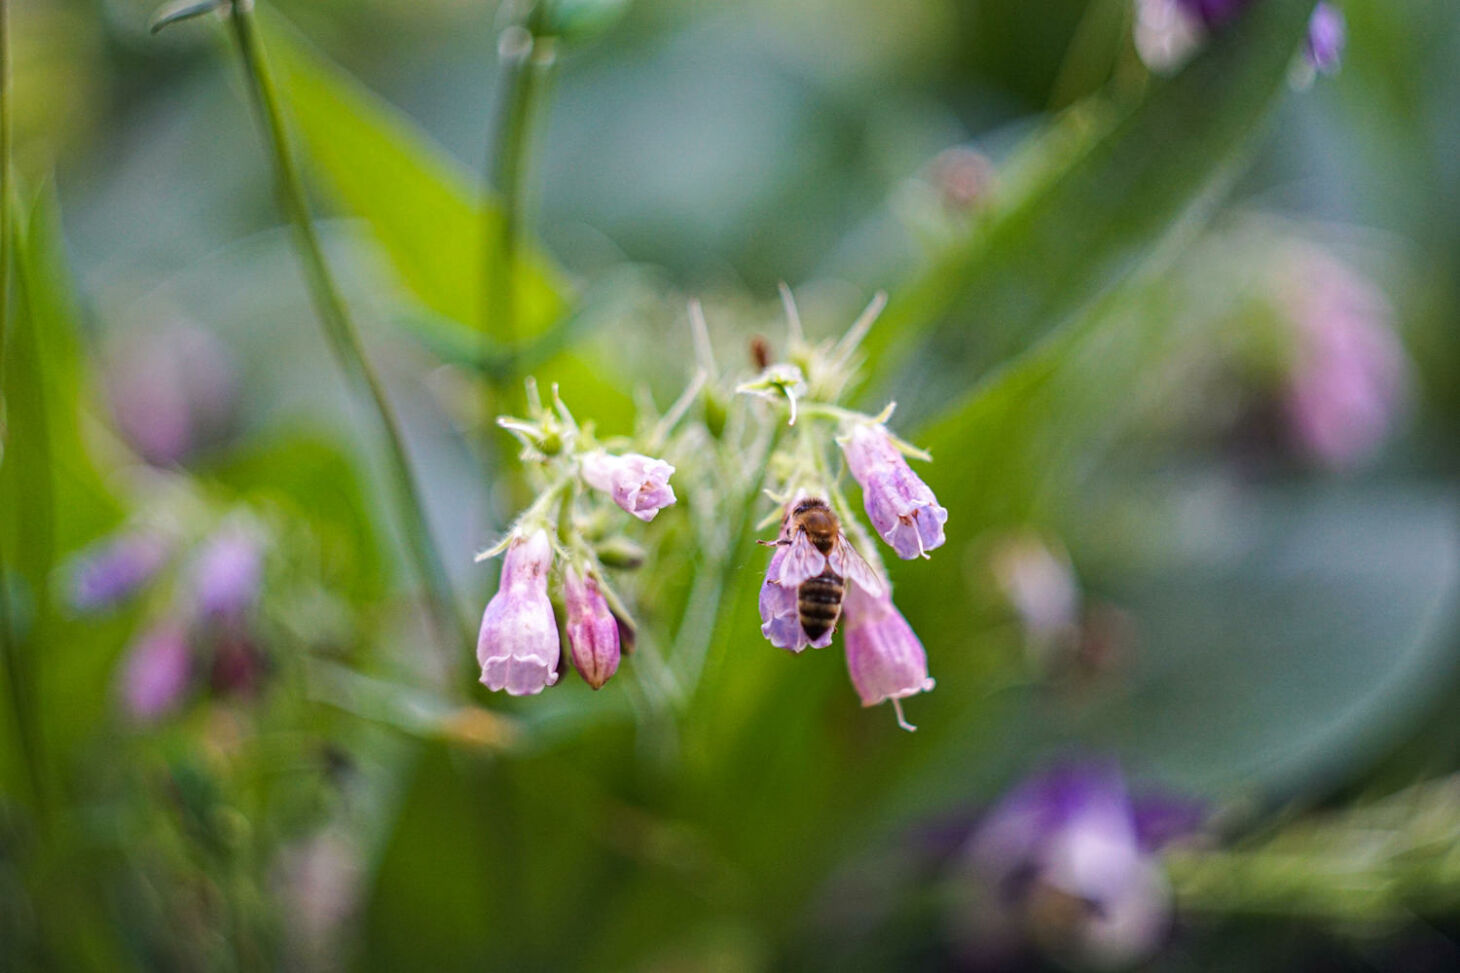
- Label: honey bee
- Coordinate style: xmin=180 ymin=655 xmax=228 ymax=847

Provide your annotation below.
xmin=769 ymin=497 xmax=884 ymax=643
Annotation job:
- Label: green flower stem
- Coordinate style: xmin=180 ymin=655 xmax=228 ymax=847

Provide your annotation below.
xmin=226 ymin=1 xmax=466 ymax=651
xmin=482 ymin=15 xmax=558 ymax=395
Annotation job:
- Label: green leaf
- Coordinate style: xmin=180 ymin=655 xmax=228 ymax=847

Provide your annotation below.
xmin=878 ymin=0 xmax=1318 ymax=427
xmin=258 ymin=8 xmax=570 ymax=345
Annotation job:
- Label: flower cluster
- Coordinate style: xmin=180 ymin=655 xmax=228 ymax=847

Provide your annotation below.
xmin=954 ymin=759 xmax=1204 ymax=969
xmin=68 ymin=517 xmax=269 ymax=722
xmin=741 ymin=288 xmax=948 ymax=730
xmin=475 ymin=381 xmax=681 ymax=695
xmin=1135 ymin=0 xmax=1345 ymax=80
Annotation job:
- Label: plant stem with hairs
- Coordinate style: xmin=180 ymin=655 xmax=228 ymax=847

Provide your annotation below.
xmin=225 ymin=0 xmax=465 ymax=651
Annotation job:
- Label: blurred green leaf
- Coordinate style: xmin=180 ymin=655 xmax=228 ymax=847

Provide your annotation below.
xmin=259 ymin=8 xmax=570 ymax=346
xmin=880 ymin=0 xmax=1318 ymax=427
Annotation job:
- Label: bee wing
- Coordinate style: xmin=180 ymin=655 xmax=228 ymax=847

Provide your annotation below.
xmin=777 ymin=530 xmax=828 ymax=587
xmin=829 ymin=538 xmax=885 ymax=597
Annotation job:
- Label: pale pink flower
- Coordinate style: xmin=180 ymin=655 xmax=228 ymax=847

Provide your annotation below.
xmin=121 ymin=622 xmax=193 ymax=722
xmin=842 ymin=583 xmax=934 ymax=730
xmin=477 ymin=531 xmax=560 ymax=695
xmin=840 ymin=422 xmax=947 ymax=560
xmin=580 ymin=450 xmax=677 ymax=522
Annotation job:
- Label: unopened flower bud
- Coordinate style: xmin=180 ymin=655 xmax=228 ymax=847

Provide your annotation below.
xmin=563 ymin=566 xmax=620 ymax=689
xmin=580 ymin=450 xmax=677 ymax=522
xmin=121 ymin=621 xmax=193 ymax=722
xmin=477 ymin=530 xmax=560 ymax=695
xmin=840 ymin=422 xmax=948 ymax=560
xmin=68 ymin=531 xmax=171 ymax=612
xmin=594 ymin=536 xmax=646 ymax=570
xmin=841 ymin=583 xmax=934 ymax=729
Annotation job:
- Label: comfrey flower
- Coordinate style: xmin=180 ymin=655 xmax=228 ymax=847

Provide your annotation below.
xmin=579 ymin=450 xmax=676 ymax=522
xmin=1134 ymin=0 xmax=1346 ymax=79
xmin=840 ymin=420 xmax=947 ymax=560
xmin=1280 ymin=251 xmax=1407 ymax=469
xmin=67 ymin=530 xmax=171 ymax=613
xmin=478 ymin=379 xmax=683 ymax=693
xmin=121 ymin=622 xmax=193 ymax=723
xmin=842 ymin=583 xmax=934 ymax=731
xmin=477 ymin=530 xmax=561 ymax=696
xmin=563 ymin=565 xmax=620 ymax=690
xmin=105 ymin=324 xmax=239 ymax=467
xmin=959 ymin=760 xmax=1202 ymax=969
xmin=193 ymin=525 xmax=264 ymax=620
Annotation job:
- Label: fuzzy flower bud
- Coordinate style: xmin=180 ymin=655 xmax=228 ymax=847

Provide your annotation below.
xmin=842 ymin=583 xmax=934 ymax=729
xmin=1304 ymin=2 xmax=1344 ymax=74
xmin=478 ymin=530 xmax=561 ymax=695
xmin=120 ymin=622 xmax=193 ymax=723
xmin=563 ymin=566 xmax=620 ymax=689
xmin=840 ymin=422 xmax=948 ymax=560
xmin=579 ymin=450 xmax=677 ymax=522
xmin=68 ymin=531 xmax=171 ymax=612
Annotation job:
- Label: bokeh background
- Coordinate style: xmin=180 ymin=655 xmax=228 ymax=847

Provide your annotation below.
xmin=4 ymin=0 xmax=1460 ymax=969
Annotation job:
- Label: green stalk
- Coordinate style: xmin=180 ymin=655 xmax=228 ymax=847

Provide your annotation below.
xmin=226 ymin=1 xmax=465 ymax=650
xmin=0 ymin=0 xmax=8 ymax=388
xmin=482 ymin=14 xmax=557 ymax=399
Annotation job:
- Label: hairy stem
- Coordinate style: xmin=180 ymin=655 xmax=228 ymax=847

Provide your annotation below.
xmin=227 ymin=1 xmax=465 ymax=650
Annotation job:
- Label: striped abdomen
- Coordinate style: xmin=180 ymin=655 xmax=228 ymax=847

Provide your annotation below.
xmin=798 ymin=570 xmax=845 ymax=641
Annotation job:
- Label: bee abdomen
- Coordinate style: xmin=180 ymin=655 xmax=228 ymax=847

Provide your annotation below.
xmin=798 ymin=572 xmax=845 ymax=641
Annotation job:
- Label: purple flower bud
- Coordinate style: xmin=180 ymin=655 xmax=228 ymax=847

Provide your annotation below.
xmin=67 ymin=531 xmax=171 ymax=612
xmin=1174 ymin=0 xmax=1250 ymax=29
xmin=758 ymin=545 xmax=834 ymax=652
xmin=579 ymin=450 xmax=677 ymax=522
xmin=1281 ymin=253 xmax=1407 ymax=469
xmin=194 ymin=527 xmax=264 ymax=620
xmin=965 ymin=760 xmax=1176 ymax=968
xmin=842 ymin=583 xmax=934 ymax=728
xmin=1305 ymin=2 xmax=1345 ymax=74
xmin=106 ymin=325 xmax=239 ymax=467
xmin=120 ymin=622 xmax=193 ymax=723
xmin=563 ymin=566 xmax=620 ymax=689
xmin=478 ymin=530 xmax=561 ymax=695
xmin=839 ymin=422 xmax=947 ymax=560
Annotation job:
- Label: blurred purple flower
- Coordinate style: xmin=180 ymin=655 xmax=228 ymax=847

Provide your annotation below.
xmin=1305 ymin=2 xmax=1345 ymax=74
xmin=1175 ymin=0 xmax=1250 ymax=28
xmin=992 ymin=536 xmax=1081 ymax=645
xmin=193 ymin=527 xmax=264 ymax=620
xmin=478 ymin=530 xmax=560 ymax=695
xmin=1281 ymin=253 xmax=1407 ymax=469
xmin=580 ymin=450 xmax=677 ymax=522
xmin=842 ymin=583 xmax=934 ymax=730
xmin=68 ymin=531 xmax=170 ymax=612
xmin=963 ymin=760 xmax=1199 ymax=969
xmin=839 ymin=422 xmax=947 ymax=560
xmin=563 ymin=565 xmax=619 ymax=689
xmin=120 ymin=622 xmax=193 ymax=723
xmin=106 ymin=325 xmax=239 ymax=467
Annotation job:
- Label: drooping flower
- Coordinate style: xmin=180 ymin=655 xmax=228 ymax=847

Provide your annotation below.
xmin=1304 ymin=2 xmax=1345 ymax=74
xmin=193 ymin=526 xmax=264 ymax=620
xmin=1281 ymin=252 xmax=1407 ymax=469
xmin=579 ymin=450 xmax=677 ymax=522
xmin=839 ymin=422 xmax=947 ymax=560
xmin=563 ymin=565 xmax=620 ymax=689
xmin=68 ymin=531 xmax=171 ymax=612
xmin=477 ymin=530 xmax=560 ymax=695
xmin=961 ymin=760 xmax=1200 ymax=969
xmin=120 ymin=622 xmax=193 ymax=723
xmin=842 ymin=582 xmax=934 ymax=730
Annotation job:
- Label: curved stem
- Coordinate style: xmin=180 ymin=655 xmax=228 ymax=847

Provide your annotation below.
xmin=227 ymin=1 xmax=465 ymax=651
